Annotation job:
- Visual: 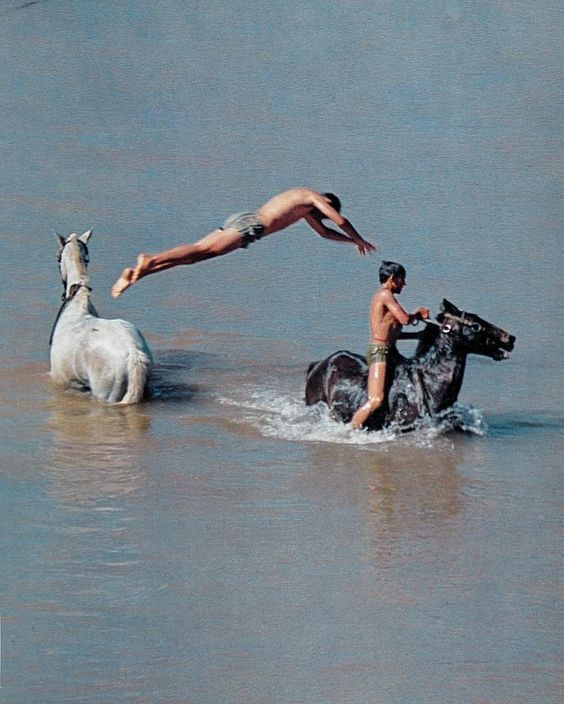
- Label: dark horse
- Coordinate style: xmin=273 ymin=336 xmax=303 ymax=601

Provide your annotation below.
xmin=305 ymin=300 xmax=515 ymax=431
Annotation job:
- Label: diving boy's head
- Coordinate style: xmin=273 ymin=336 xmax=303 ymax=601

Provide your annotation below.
xmin=322 ymin=192 xmax=342 ymax=213
xmin=379 ymin=260 xmax=406 ymax=292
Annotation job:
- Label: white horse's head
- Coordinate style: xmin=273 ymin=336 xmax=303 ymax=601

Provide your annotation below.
xmin=56 ymin=229 xmax=93 ymax=298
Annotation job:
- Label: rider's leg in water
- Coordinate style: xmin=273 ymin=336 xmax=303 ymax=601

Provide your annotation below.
xmin=350 ymin=361 xmax=386 ymax=429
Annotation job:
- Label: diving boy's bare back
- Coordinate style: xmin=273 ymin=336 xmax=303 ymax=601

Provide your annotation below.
xmin=257 ymin=188 xmax=369 ymax=245
xmin=111 ymin=188 xmax=376 ymax=297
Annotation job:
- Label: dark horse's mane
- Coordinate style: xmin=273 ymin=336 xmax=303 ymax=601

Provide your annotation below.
xmin=413 ymin=321 xmax=441 ymax=357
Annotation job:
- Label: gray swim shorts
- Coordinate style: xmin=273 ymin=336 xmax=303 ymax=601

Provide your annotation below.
xmin=222 ymin=212 xmax=265 ymax=248
xmin=366 ymin=343 xmax=389 ymax=365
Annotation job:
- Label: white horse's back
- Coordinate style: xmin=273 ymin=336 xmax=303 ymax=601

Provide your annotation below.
xmin=51 ymin=316 xmax=153 ymax=403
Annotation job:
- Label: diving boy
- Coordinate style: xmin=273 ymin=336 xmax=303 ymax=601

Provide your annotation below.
xmin=111 ymin=188 xmax=376 ymax=297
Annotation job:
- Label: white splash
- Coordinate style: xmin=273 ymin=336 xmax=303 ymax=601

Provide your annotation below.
xmin=218 ymin=385 xmax=487 ymax=446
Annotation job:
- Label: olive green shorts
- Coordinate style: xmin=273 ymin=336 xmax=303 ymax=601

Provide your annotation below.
xmin=366 ymin=343 xmax=389 ymax=365
xmin=222 ymin=212 xmax=265 ymax=248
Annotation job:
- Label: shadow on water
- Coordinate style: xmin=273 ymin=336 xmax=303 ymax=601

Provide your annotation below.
xmin=149 ymin=348 xmax=217 ymax=403
xmin=154 ymin=348 xmax=214 ymax=370
xmin=0 ymin=1 xmax=46 ymax=16
xmin=487 ymin=411 xmax=564 ymax=438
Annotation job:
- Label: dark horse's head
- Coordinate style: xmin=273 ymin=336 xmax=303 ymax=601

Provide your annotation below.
xmin=435 ymin=299 xmax=515 ymax=361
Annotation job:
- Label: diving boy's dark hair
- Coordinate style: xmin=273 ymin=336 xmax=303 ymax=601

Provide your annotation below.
xmin=322 ymin=192 xmax=341 ymax=212
xmin=379 ymin=260 xmax=406 ymax=284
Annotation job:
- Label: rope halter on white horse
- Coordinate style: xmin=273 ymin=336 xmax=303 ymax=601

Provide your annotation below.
xmin=49 ymin=281 xmax=92 ymax=347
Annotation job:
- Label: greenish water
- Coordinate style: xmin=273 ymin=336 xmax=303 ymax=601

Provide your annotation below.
xmin=0 ymin=1 xmax=562 ymax=702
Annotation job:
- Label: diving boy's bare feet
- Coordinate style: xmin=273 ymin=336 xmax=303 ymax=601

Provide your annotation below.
xmin=111 ymin=268 xmax=135 ymax=297
xmin=111 ymin=254 xmax=150 ymax=298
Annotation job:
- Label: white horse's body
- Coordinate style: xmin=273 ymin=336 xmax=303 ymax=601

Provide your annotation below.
xmin=50 ymin=230 xmax=153 ymax=404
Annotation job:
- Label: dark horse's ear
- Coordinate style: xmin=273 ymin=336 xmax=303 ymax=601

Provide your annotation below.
xmin=441 ymin=299 xmax=460 ymax=315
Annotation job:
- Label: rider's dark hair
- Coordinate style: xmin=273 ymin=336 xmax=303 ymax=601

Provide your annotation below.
xmin=379 ymin=260 xmax=406 ymax=284
xmin=322 ymin=192 xmax=341 ymax=213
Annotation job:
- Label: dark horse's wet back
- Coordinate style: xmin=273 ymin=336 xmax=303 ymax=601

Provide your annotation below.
xmin=305 ymin=300 xmax=515 ymax=431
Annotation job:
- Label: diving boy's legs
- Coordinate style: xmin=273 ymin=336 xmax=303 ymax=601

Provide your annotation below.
xmin=111 ymin=227 xmax=243 ymax=297
xmin=350 ymin=361 xmax=386 ymax=429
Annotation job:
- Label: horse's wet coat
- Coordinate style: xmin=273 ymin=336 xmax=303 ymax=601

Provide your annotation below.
xmin=50 ymin=231 xmax=153 ymax=404
xmin=305 ymin=300 xmax=515 ymax=431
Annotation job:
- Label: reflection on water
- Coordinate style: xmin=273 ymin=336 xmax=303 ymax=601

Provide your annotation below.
xmin=366 ymin=446 xmax=465 ymax=530
xmin=361 ymin=444 xmax=472 ymax=602
xmin=43 ymin=392 xmax=151 ymax=508
xmin=303 ymin=436 xmax=490 ymax=612
xmin=307 ymin=437 xmax=470 ymax=536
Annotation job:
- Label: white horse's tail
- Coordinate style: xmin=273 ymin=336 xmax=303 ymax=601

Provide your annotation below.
xmin=119 ymin=347 xmax=153 ymax=405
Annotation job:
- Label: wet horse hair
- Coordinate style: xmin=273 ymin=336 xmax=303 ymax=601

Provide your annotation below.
xmin=49 ymin=230 xmax=153 ymax=404
xmin=305 ymin=299 xmax=515 ymax=431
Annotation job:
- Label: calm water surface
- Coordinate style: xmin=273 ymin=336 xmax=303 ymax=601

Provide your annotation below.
xmin=0 ymin=1 xmax=562 ymax=702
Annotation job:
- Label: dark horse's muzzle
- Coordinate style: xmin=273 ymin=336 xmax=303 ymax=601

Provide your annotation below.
xmin=490 ymin=329 xmax=516 ymax=360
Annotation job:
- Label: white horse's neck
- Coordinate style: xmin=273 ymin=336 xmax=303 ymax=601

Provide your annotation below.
xmin=60 ymin=236 xmax=89 ymax=299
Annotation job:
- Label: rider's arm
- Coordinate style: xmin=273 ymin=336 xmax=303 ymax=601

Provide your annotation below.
xmin=381 ymin=290 xmax=411 ymax=326
xmin=410 ymin=307 xmax=430 ymax=323
xmin=385 ymin=293 xmax=430 ymax=326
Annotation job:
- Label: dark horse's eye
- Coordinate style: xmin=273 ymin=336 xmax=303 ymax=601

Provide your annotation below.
xmin=471 ymin=323 xmax=482 ymax=332
xmin=441 ymin=323 xmax=452 ymax=333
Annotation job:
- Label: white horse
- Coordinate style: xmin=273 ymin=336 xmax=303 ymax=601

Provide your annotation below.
xmin=49 ymin=230 xmax=153 ymax=404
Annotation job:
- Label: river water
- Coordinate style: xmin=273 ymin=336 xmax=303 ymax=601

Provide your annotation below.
xmin=1 ymin=1 xmax=562 ymax=702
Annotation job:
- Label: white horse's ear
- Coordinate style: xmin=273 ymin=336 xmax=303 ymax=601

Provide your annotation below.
xmin=79 ymin=229 xmax=93 ymax=244
xmin=55 ymin=232 xmax=66 ymax=257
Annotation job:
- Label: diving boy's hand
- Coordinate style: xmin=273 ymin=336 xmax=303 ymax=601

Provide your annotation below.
xmin=355 ymin=238 xmax=377 ymax=256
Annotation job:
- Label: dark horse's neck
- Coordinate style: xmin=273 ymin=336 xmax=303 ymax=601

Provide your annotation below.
xmin=406 ymin=325 xmax=467 ymax=414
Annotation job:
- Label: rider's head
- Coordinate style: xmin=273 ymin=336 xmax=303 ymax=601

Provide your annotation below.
xmin=379 ymin=260 xmax=406 ymax=285
xmin=322 ymin=192 xmax=342 ymax=213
